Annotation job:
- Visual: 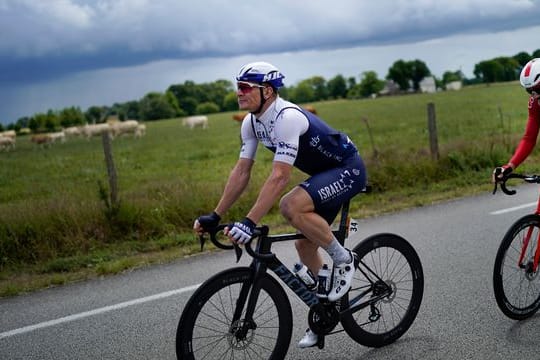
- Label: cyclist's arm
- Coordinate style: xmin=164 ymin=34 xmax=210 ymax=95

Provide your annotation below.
xmin=214 ymin=158 xmax=254 ymax=216
xmin=509 ymin=95 xmax=540 ymax=168
xmin=245 ymin=109 xmax=308 ymax=223
xmin=214 ymin=118 xmax=257 ymax=216
xmin=246 ymin=161 xmax=293 ymax=223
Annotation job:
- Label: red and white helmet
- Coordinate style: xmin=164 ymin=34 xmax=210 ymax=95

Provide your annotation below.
xmin=520 ymin=58 xmax=540 ymax=93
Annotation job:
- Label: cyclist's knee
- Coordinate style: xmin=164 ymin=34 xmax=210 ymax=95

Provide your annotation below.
xmin=279 ymin=195 xmax=296 ymax=222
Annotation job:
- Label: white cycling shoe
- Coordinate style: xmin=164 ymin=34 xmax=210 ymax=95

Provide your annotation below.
xmin=298 ymin=328 xmax=318 ymax=348
xmin=328 ymin=250 xmax=357 ymax=302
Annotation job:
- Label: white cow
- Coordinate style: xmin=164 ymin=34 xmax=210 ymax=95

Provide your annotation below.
xmin=64 ymin=126 xmax=82 ymax=137
xmin=182 ymin=116 xmax=208 ymax=129
xmin=81 ymin=123 xmax=111 ymax=139
xmin=110 ymin=120 xmax=139 ymax=138
xmin=135 ymin=123 xmax=146 ymax=138
xmin=0 ymin=136 xmax=15 ymax=151
xmin=0 ymin=130 xmax=16 ymax=139
xmin=48 ymin=131 xmax=66 ymax=143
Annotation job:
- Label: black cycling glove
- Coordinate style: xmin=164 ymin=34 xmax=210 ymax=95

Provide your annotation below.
xmin=197 ymin=211 xmax=221 ymax=231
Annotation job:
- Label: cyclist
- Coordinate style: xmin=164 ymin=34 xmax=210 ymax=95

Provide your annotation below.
xmin=193 ymin=61 xmax=367 ymax=348
xmin=494 ymin=58 xmax=540 ymax=180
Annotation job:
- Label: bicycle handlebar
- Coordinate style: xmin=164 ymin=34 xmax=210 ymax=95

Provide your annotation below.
xmin=493 ymin=173 xmax=540 ymax=195
xmin=201 ymin=224 xmax=275 ymax=262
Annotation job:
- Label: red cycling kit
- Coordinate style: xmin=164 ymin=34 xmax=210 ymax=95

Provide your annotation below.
xmin=509 ymin=94 xmax=540 ymax=168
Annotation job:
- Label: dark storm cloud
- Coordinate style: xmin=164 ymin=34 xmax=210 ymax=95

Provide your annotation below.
xmin=1 ymin=0 xmax=539 ymax=84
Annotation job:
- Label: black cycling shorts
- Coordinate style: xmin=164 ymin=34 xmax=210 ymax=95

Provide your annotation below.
xmin=299 ymin=154 xmax=367 ymax=224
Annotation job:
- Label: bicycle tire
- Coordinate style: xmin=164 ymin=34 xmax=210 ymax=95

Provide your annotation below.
xmin=493 ymin=214 xmax=540 ymax=320
xmin=176 ymin=267 xmax=293 ymax=360
xmin=341 ymin=233 xmax=424 ymax=347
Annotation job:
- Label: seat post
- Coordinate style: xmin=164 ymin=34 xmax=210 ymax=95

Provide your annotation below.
xmin=336 ymin=200 xmax=350 ymax=245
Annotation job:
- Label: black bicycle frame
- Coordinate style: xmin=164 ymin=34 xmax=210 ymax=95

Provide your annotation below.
xmin=232 ymin=198 xmax=390 ymax=330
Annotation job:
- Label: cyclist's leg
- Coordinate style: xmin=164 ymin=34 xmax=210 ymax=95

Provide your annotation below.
xmin=280 ymin=186 xmax=338 ymax=272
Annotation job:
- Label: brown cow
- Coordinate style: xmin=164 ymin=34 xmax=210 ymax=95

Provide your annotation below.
xmin=304 ymin=105 xmax=317 ymax=115
xmin=232 ymin=112 xmax=248 ymax=122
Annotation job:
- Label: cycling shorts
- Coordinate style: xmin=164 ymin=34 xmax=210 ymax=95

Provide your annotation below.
xmin=299 ymin=154 xmax=367 ymax=224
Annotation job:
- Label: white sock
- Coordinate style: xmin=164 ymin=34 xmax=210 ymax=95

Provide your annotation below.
xmin=324 ymin=237 xmax=352 ymax=265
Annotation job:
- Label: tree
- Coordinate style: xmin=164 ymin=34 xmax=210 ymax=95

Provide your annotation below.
xmin=474 ymin=60 xmax=504 ymax=83
xmin=139 ymin=92 xmax=177 ymax=121
xmin=85 ymin=106 xmax=106 ymax=124
xmin=327 ymin=75 xmax=348 ymax=99
xmin=358 ymin=71 xmax=385 ymax=97
xmin=223 ymin=92 xmax=239 ymax=111
xmin=442 ymin=70 xmax=463 ymax=85
xmin=387 ymin=60 xmax=411 ymax=90
xmin=474 ymin=57 xmax=520 ymax=83
xmin=533 ymin=49 xmax=540 ymax=58
xmin=58 ymin=107 xmax=85 ymax=128
xmin=513 ymin=51 xmax=531 ymax=67
xmin=292 ymin=81 xmax=316 ymax=103
xmin=409 ymin=60 xmax=431 ymax=91
xmin=196 ymin=102 xmax=220 ymax=114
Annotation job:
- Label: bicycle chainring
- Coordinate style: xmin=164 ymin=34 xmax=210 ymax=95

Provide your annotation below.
xmin=308 ymin=303 xmax=340 ymax=335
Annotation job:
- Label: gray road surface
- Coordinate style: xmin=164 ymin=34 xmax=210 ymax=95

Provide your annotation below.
xmin=2 ymin=185 xmax=540 ymax=360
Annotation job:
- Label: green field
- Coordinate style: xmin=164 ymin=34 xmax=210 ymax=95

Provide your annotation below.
xmin=0 ymin=81 xmax=535 ymax=296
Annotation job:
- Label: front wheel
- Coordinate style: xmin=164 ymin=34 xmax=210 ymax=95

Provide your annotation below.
xmin=493 ymin=214 xmax=540 ymax=320
xmin=176 ymin=267 xmax=293 ymax=360
xmin=341 ymin=233 xmax=424 ymax=347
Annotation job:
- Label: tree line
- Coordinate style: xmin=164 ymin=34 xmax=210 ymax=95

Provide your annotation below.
xmin=3 ymin=49 xmax=540 ymax=133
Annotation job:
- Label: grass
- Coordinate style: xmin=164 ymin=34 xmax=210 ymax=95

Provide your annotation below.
xmin=0 ymin=81 xmax=536 ymax=297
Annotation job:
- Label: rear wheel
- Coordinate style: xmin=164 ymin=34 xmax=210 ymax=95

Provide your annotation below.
xmin=493 ymin=214 xmax=540 ymax=320
xmin=341 ymin=233 xmax=424 ymax=347
xmin=176 ymin=267 xmax=293 ymax=360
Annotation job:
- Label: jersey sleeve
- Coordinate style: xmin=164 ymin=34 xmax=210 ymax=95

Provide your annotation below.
xmin=239 ymin=115 xmax=258 ymax=160
xmin=273 ymin=108 xmax=309 ymax=165
xmin=509 ymin=95 xmax=540 ymax=167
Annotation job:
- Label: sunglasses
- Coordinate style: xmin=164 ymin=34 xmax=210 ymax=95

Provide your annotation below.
xmin=237 ymin=81 xmax=265 ymax=93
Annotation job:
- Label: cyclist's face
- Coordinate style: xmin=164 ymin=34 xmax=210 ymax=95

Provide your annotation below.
xmin=237 ymin=82 xmax=266 ymax=111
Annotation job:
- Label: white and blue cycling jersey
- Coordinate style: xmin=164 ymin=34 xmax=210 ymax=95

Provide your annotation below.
xmin=239 ymin=97 xmax=367 ymax=223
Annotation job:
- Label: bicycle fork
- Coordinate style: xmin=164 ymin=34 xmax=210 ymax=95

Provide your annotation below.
xmin=518 ymin=225 xmax=540 ymax=274
xmin=229 ymin=264 xmax=266 ymax=341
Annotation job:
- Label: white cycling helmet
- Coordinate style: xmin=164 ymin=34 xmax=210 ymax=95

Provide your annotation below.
xmin=236 ymin=61 xmax=285 ymax=89
xmin=520 ymin=58 xmax=540 ymax=93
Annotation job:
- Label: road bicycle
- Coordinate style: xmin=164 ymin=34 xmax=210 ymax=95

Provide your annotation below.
xmin=176 ymin=188 xmax=424 ymax=359
xmin=493 ymin=173 xmax=540 ymax=320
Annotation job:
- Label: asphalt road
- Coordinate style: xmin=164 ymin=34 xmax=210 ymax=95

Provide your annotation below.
xmin=2 ymin=185 xmax=540 ymax=360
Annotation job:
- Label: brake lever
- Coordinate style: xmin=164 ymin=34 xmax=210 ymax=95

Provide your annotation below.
xmin=233 ymin=243 xmax=243 ymax=263
xmin=199 ymin=235 xmax=206 ymax=251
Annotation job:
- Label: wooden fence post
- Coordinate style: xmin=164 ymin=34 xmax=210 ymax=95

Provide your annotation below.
xmin=101 ymin=132 xmax=118 ymax=208
xmin=427 ymin=102 xmax=439 ymax=160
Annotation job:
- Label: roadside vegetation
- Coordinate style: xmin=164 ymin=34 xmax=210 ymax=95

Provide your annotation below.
xmin=1 ymin=81 xmax=537 ymax=297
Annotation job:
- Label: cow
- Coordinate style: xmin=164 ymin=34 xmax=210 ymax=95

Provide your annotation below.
xmin=135 ymin=124 xmax=146 ymax=138
xmin=304 ymin=105 xmax=317 ymax=115
xmin=0 ymin=130 xmax=16 ymax=139
xmin=31 ymin=134 xmax=54 ymax=147
xmin=0 ymin=136 xmax=15 ymax=151
xmin=110 ymin=120 xmax=139 ymax=138
xmin=182 ymin=116 xmax=208 ymax=129
xmin=232 ymin=112 xmax=248 ymax=122
xmin=64 ymin=126 xmax=82 ymax=137
xmin=48 ymin=131 xmax=66 ymax=143
xmin=81 ymin=123 xmax=111 ymax=139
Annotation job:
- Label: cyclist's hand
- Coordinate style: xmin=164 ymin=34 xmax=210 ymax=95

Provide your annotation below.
xmin=492 ymin=165 xmax=513 ymax=183
xmin=194 ymin=211 xmax=221 ymax=235
xmin=226 ymin=217 xmax=256 ymax=244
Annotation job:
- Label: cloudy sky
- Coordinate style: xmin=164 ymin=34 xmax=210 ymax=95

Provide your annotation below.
xmin=1 ymin=0 xmax=540 ymax=125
